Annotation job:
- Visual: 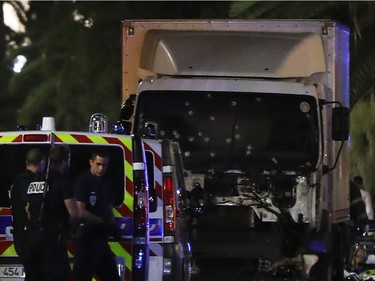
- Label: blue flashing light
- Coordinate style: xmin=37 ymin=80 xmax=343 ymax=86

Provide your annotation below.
xmin=309 ymin=240 xmax=327 ymax=253
xmin=112 ymin=122 xmax=126 ymax=134
xmin=135 ymin=249 xmax=144 ymax=269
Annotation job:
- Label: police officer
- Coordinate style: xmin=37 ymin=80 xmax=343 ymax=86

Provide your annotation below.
xmin=73 ymin=150 xmax=120 ymax=281
xmin=10 ymin=148 xmax=46 ymax=281
xmin=26 ymin=144 xmax=79 ymax=281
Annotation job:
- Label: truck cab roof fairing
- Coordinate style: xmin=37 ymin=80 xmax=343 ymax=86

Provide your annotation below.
xmin=139 ymin=30 xmax=326 ymax=78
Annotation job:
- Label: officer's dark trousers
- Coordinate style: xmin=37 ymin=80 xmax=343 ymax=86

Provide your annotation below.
xmin=24 ymin=228 xmax=71 ymax=281
xmin=13 ymin=230 xmax=41 ymax=281
xmin=73 ymin=234 xmax=120 ymax=281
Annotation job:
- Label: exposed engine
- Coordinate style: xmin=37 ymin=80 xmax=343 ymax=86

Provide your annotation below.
xmin=186 ymin=169 xmax=320 ymax=279
xmin=188 ymin=169 xmax=316 ymax=225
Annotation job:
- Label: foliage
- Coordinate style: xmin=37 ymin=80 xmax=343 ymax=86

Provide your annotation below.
xmin=8 ymin=1 xmax=123 ymax=130
xmin=4 ymin=1 xmax=231 ymax=131
xmin=0 ymin=1 xmax=28 ymax=130
xmin=350 ymin=100 xmax=375 ymax=192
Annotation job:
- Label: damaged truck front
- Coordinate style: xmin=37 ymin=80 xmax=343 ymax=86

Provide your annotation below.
xmin=120 ymin=19 xmax=350 ymax=281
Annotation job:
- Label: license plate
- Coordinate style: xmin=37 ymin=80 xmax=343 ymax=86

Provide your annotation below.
xmin=0 ymin=265 xmax=25 ymax=278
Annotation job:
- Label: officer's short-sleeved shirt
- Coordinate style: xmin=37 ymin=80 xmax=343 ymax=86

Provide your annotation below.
xmin=43 ymin=167 xmax=75 ymax=231
xmin=10 ymin=170 xmax=45 ymax=234
xmin=74 ymin=170 xmax=113 ymax=222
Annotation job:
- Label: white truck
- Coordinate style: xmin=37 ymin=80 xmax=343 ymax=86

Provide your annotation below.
xmin=120 ymin=19 xmax=351 ymax=281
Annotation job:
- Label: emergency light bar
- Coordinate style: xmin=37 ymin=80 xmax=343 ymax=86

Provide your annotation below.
xmin=89 ymin=113 xmax=108 ymax=133
xmin=40 ymin=117 xmax=55 ymax=131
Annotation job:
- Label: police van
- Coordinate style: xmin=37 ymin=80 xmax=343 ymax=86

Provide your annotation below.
xmin=0 ymin=115 xmax=191 ymax=281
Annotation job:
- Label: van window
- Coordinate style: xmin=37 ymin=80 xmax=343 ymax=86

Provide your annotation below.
xmin=0 ymin=144 xmax=50 ymax=207
xmin=0 ymin=144 xmax=125 ymax=208
xmin=69 ymin=145 xmax=125 ymax=207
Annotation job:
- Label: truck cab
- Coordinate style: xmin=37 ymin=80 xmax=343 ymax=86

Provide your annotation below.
xmin=121 ymin=19 xmax=350 ymax=281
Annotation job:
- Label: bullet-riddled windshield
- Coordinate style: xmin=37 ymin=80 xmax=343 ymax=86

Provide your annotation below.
xmin=135 ymin=91 xmax=320 ymax=173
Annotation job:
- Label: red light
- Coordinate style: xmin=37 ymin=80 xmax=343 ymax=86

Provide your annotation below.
xmin=163 ymin=176 xmax=176 ymax=232
xmin=23 ymin=134 xmax=49 ymax=142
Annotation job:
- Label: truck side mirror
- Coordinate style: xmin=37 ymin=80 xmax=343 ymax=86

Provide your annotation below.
xmin=120 ymin=94 xmax=136 ymax=120
xmin=332 ymin=107 xmax=349 ymax=141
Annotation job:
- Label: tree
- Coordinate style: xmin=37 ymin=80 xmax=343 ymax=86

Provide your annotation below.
xmin=8 ymin=1 xmax=117 ymax=131
xmin=0 ymin=1 xmax=27 ymax=130
xmin=6 ymin=1 xmax=231 ymax=131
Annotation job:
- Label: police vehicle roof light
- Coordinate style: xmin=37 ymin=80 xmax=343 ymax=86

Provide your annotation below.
xmin=40 ymin=117 xmax=55 ymax=131
xmin=16 ymin=125 xmax=27 ymax=131
xmin=111 ymin=120 xmax=126 ymax=134
xmin=89 ymin=113 xmax=108 ymax=133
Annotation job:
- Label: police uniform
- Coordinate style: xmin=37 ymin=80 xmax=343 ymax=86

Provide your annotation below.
xmin=10 ymin=170 xmax=45 ymax=281
xmin=25 ymin=167 xmax=74 ymax=281
xmin=73 ymin=170 xmax=120 ymax=281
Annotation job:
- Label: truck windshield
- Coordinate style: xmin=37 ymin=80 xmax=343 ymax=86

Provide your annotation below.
xmin=135 ymin=91 xmax=320 ymax=173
